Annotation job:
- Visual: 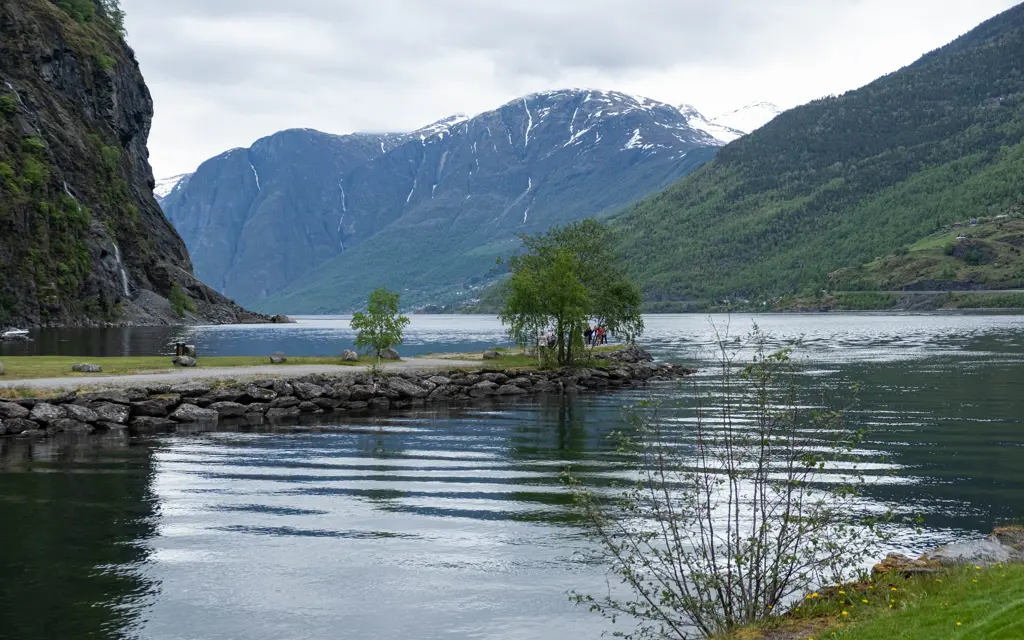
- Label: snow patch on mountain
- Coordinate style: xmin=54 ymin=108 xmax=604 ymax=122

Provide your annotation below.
xmin=711 ymin=102 xmax=782 ymax=136
xmin=153 ymin=173 xmax=192 ymax=201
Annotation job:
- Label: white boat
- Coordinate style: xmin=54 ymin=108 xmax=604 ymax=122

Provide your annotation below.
xmin=1 ymin=328 xmax=29 ymax=339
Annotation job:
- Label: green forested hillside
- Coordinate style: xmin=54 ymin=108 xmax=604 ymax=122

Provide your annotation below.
xmin=614 ymin=3 xmax=1024 ymax=305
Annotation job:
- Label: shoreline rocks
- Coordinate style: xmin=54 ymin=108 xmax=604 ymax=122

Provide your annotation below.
xmin=872 ymin=526 xmax=1024 ymax=576
xmin=0 ymin=348 xmax=696 ymax=439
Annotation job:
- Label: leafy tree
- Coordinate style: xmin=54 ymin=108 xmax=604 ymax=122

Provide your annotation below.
xmin=351 ymin=288 xmax=410 ymax=364
xmin=570 ymin=326 xmax=892 ymax=639
xmin=500 ymin=219 xmax=643 ymax=366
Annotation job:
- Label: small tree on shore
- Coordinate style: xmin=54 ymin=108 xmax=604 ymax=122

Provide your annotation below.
xmin=500 ymin=219 xmax=644 ymax=367
xmin=351 ymin=288 xmax=409 ymax=367
xmin=570 ymin=326 xmax=891 ymax=639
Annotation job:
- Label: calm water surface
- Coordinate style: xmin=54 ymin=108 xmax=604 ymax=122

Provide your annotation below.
xmin=1 ymin=314 xmax=1023 ymax=640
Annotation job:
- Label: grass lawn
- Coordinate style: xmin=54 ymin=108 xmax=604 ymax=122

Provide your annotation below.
xmin=0 ymin=355 xmax=366 ymax=380
xmin=732 ymin=563 xmax=1024 ymax=640
xmin=426 ymin=344 xmax=623 ymax=370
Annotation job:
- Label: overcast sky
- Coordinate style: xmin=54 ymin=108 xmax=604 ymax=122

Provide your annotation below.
xmin=121 ymin=0 xmax=1020 ymax=178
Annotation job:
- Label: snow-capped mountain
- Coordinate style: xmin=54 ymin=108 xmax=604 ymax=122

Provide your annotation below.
xmin=153 ymin=173 xmax=192 ymax=202
xmin=678 ymin=102 xmax=783 ymax=145
xmin=710 ymin=102 xmax=782 ymax=136
xmin=677 ymin=104 xmax=746 ymax=144
xmin=161 ymin=89 xmax=722 ymax=310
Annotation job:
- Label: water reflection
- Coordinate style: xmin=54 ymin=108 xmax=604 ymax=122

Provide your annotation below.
xmin=0 ymin=315 xmax=1022 ymax=639
xmin=0 ymin=435 xmax=160 ymax=640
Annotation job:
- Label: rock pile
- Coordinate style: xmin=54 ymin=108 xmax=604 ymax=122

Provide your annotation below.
xmin=595 ymin=345 xmax=654 ymax=364
xmin=0 ymin=350 xmax=694 ymax=439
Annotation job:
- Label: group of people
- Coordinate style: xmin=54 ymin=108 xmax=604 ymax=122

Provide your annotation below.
xmin=584 ymin=325 xmax=607 ymax=346
xmin=536 ymin=325 xmax=610 ymax=349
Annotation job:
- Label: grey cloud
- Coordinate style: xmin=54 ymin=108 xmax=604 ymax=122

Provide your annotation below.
xmin=121 ymin=0 xmax=1019 ymax=176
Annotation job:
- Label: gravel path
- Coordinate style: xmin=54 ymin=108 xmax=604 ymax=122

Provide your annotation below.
xmin=0 ymin=358 xmax=478 ymax=391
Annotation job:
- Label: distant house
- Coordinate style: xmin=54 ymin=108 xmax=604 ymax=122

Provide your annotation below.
xmin=956 ymin=235 xmax=968 ymax=241
xmin=995 ymin=214 xmax=1010 ymax=220
xmin=970 ymin=218 xmax=979 ymax=225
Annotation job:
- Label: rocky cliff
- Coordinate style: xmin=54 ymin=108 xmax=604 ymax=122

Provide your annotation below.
xmin=0 ymin=0 xmax=268 ymax=327
xmin=162 ymin=90 xmax=722 ymax=312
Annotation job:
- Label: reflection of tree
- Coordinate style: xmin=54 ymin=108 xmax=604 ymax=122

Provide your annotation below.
xmin=0 ymin=436 xmax=160 ymax=639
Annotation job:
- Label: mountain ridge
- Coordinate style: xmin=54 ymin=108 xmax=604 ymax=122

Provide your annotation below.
xmin=612 ymin=3 xmax=1024 ymax=307
xmin=162 ymin=88 xmax=725 ymax=311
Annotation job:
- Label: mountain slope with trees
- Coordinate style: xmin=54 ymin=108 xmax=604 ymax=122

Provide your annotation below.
xmin=613 ymin=4 xmax=1024 ymax=307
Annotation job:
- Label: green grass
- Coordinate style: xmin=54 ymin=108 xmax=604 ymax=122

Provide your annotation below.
xmin=729 ymin=564 xmax=1024 ymax=640
xmin=0 ymin=355 xmax=367 ymax=380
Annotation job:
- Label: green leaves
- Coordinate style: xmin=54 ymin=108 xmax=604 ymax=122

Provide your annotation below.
xmin=351 ymin=288 xmax=410 ymax=361
xmin=499 ymin=219 xmax=644 ymax=367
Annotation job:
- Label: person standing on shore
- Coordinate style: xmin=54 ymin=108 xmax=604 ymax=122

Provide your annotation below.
xmin=584 ymin=326 xmax=594 ymax=347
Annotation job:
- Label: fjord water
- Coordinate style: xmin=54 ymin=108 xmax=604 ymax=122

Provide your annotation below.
xmin=1 ymin=314 xmax=1023 ymax=640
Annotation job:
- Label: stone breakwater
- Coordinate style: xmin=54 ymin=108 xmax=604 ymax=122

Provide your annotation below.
xmin=0 ymin=351 xmax=694 ymax=438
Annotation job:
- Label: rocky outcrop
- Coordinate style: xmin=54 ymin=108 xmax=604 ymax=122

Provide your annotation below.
xmin=0 ymin=0 xmax=269 ymax=328
xmin=0 ymin=356 xmax=695 ymax=438
xmin=872 ymin=527 xmax=1024 ymax=576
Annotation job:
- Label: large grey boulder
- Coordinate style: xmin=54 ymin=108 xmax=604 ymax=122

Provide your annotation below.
xmin=292 ymin=382 xmax=325 ymax=400
xmin=387 ymin=377 xmax=428 ymax=399
xmin=0 ymin=401 xmax=31 ymax=420
xmin=469 ymin=381 xmax=499 ymax=397
xmin=170 ymin=382 xmax=212 ymax=397
xmin=172 ymin=356 xmax=197 ymax=367
xmin=923 ymin=532 xmax=1024 ymax=567
xmin=341 ymin=350 xmax=359 ymax=362
xmin=381 ymin=348 xmax=400 ymax=360
xmin=170 ymin=404 xmax=219 ymax=423
xmin=92 ymin=402 xmax=130 ymax=425
xmin=210 ymin=402 xmax=246 ymax=417
xmin=349 ymin=385 xmax=376 ymax=401
xmin=482 ymin=350 xmax=500 ymax=360
xmin=297 ymin=401 xmax=322 ymax=413
xmin=270 ymin=353 xmax=287 ymax=364
xmin=367 ymin=397 xmax=391 ymax=411
xmin=30 ymin=403 xmax=65 ymax=424
xmin=271 ymin=380 xmax=293 ymax=396
xmin=243 ymin=385 xmax=277 ymax=403
xmin=245 ymin=403 xmax=270 ymax=414
xmin=131 ymin=399 xmax=172 ymax=418
xmin=64 ymin=404 xmax=100 ymax=423
xmin=4 ymin=418 xmax=38 ymax=435
xmin=72 ymin=363 xmax=102 ymax=373
xmin=270 ymin=396 xmax=301 ymax=409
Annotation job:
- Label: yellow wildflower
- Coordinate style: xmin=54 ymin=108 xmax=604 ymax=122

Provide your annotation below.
xmin=838 ymin=590 xmax=846 ymax=595
xmin=862 ymin=599 xmax=869 ymax=604
xmin=841 ymin=611 xmax=848 ymax=616
xmin=891 ymin=587 xmax=897 ymax=591
xmin=956 ymin=622 xmax=962 ymax=627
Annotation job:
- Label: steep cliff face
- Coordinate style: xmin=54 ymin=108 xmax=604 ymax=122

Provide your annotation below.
xmin=0 ymin=0 xmax=267 ymax=327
